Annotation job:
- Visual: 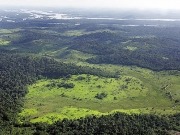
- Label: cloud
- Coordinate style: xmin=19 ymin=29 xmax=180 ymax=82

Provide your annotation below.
xmin=0 ymin=0 xmax=180 ymax=10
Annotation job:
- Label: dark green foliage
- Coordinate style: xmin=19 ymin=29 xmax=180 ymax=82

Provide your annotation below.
xmin=48 ymin=113 xmax=180 ymax=134
xmin=57 ymin=82 xmax=75 ymax=89
xmin=69 ymin=29 xmax=180 ymax=71
xmin=175 ymin=100 xmax=179 ymax=103
xmin=75 ymin=76 xmax=86 ymax=81
xmin=46 ymin=81 xmax=75 ymax=89
xmin=46 ymin=83 xmax=56 ymax=87
xmin=10 ymin=113 xmax=179 ymax=135
xmin=120 ymin=84 xmax=128 ymax=90
xmin=95 ymin=92 xmax=108 ymax=100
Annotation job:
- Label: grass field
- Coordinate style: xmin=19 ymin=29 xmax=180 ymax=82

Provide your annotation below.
xmin=63 ymin=30 xmax=85 ymax=36
xmin=19 ymin=71 xmax=180 ymax=124
xmin=0 ymin=39 xmax=10 ymax=46
xmin=124 ymin=46 xmax=138 ymax=51
xmin=0 ymin=29 xmax=13 ymax=34
xmin=0 ymin=28 xmax=21 ymax=34
xmin=0 ymin=28 xmax=22 ymax=47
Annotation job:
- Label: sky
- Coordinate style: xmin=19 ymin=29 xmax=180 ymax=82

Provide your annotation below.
xmin=1 ymin=0 xmax=180 ymax=10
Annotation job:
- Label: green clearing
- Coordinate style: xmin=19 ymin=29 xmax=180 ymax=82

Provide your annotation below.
xmin=63 ymin=30 xmax=85 ymax=36
xmin=0 ymin=28 xmax=21 ymax=34
xmin=61 ymin=29 xmax=117 ymax=37
xmin=0 ymin=29 xmax=22 ymax=46
xmin=124 ymin=46 xmax=138 ymax=51
xmin=0 ymin=39 xmax=10 ymax=46
xmin=0 ymin=29 xmax=13 ymax=34
xmin=20 ymin=71 xmax=180 ymax=123
xmin=57 ymin=49 xmax=95 ymax=62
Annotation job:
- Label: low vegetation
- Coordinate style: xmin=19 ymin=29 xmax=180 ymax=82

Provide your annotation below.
xmin=0 ymin=39 xmax=10 ymax=46
xmin=19 ymin=73 xmax=179 ymax=123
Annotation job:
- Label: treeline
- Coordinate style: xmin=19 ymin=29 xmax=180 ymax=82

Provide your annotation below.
xmin=69 ymin=31 xmax=126 ymax=55
xmin=87 ymin=50 xmax=180 ymax=71
xmin=69 ymin=31 xmax=180 ymax=71
xmin=1 ymin=113 xmax=179 ymax=134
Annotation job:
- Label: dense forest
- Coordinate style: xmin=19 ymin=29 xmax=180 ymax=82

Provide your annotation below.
xmin=1 ymin=113 xmax=180 ymax=134
xmin=70 ymin=31 xmax=180 ymax=71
